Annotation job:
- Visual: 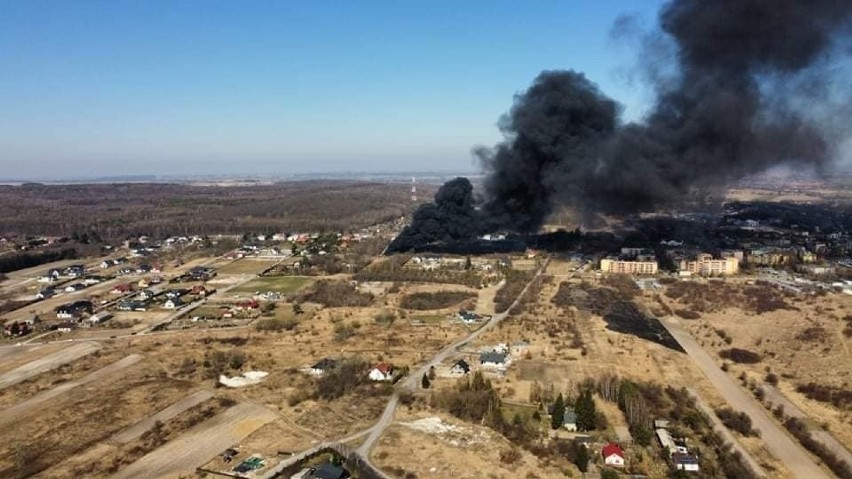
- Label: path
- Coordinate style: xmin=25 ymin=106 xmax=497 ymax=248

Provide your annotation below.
xmin=659 ymin=315 xmax=828 ymax=478
xmin=109 ymin=390 xmax=215 ymax=444
xmin=358 ymin=261 xmax=548 ymax=457
xmin=0 ymin=341 xmax=100 ymax=390
xmin=111 ymin=402 xmax=277 ymax=479
xmin=762 ymin=384 xmax=852 ymax=469
xmin=687 ymin=388 xmax=766 ymax=478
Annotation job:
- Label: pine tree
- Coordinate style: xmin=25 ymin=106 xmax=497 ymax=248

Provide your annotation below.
xmin=550 ymin=393 xmax=565 ymax=430
xmin=575 ymin=443 xmax=590 ymax=472
xmin=576 ymin=390 xmax=597 ymax=431
xmin=421 ymin=373 xmax=431 ymax=389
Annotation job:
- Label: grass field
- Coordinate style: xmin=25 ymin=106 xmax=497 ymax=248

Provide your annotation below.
xmin=410 ymin=314 xmax=446 ymax=324
xmin=230 ymin=276 xmax=314 ymax=295
xmin=215 ymin=259 xmax=281 ymax=275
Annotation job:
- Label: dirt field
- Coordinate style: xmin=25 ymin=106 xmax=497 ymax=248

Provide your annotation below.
xmin=111 ymin=402 xmax=278 ymax=479
xmin=0 ymin=341 xmax=100 ymax=390
xmin=0 ymin=354 xmax=143 ymax=428
xmin=110 ymin=389 xmax=215 ymax=444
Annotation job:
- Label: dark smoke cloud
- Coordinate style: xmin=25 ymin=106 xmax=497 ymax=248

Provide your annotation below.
xmin=390 ymin=0 xmax=852 ymax=252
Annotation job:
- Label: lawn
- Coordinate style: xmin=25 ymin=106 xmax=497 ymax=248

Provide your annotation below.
xmin=216 ymin=259 xmax=281 ymax=275
xmin=230 ymin=276 xmax=314 ymax=295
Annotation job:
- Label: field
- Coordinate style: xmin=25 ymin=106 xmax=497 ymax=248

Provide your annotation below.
xmin=215 ymin=258 xmax=281 ymax=275
xmin=229 ymin=275 xmax=314 ymax=295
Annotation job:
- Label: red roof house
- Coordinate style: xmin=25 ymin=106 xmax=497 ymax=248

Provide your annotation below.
xmin=602 ymin=443 xmax=625 ymax=467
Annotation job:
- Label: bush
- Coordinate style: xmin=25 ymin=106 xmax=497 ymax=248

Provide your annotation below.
xmin=374 ymin=309 xmax=396 ymax=325
xmin=719 ymin=348 xmax=762 ymax=364
xmin=254 ymin=317 xmax=298 ymax=332
xmin=399 ymin=291 xmax=476 ymax=310
xmin=674 ymin=309 xmax=701 ymax=320
xmin=715 ymin=407 xmax=758 ymax=437
xmin=495 ymin=270 xmax=536 ymax=313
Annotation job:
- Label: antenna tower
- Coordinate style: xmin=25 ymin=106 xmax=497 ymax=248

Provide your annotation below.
xmin=411 ymin=177 xmax=417 ymax=202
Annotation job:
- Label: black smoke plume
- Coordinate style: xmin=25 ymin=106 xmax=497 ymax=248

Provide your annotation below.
xmin=390 ymin=0 xmax=852 ymax=253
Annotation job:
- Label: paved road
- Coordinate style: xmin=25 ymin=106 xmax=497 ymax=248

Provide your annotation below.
xmin=659 ymin=316 xmax=828 ymax=479
xmin=357 ymin=261 xmax=547 ymax=457
xmin=763 ymin=384 xmax=852 ymax=469
xmin=0 ymin=341 xmax=99 ymax=390
xmin=0 ymin=353 xmax=143 ymax=428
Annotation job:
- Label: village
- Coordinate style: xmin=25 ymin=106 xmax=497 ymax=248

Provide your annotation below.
xmin=0 ymin=199 xmax=852 ymax=479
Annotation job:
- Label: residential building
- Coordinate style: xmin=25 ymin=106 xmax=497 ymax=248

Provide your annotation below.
xmin=310 ymin=358 xmax=337 ymax=377
xmin=672 ymin=453 xmax=700 ymax=472
xmin=563 ymin=409 xmax=578 ymax=432
xmin=600 ymin=258 xmax=658 ymax=275
xmin=480 ymin=351 xmax=508 ymax=368
xmin=368 ymin=362 xmax=395 ymax=382
xmin=450 ymin=359 xmax=471 ymax=376
xmin=678 ymin=254 xmax=739 ymax=276
xmin=602 ymin=443 xmax=625 ymax=467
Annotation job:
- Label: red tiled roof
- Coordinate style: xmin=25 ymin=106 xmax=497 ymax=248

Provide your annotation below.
xmin=374 ymin=362 xmax=393 ymax=374
xmin=602 ymin=443 xmax=624 ymax=459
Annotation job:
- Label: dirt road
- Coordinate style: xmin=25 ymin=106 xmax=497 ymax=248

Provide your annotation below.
xmin=111 ymin=402 xmax=277 ymax=479
xmin=0 ymin=353 xmax=143 ymax=427
xmin=358 ymin=262 xmax=547 ymax=457
xmin=0 ymin=341 xmax=100 ymax=390
xmin=763 ymin=384 xmax=852 ymax=468
xmin=687 ymin=388 xmax=766 ymax=478
xmin=110 ymin=390 xmax=215 ymax=444
xmin=660 ymin=316 xmax=828 ymax=478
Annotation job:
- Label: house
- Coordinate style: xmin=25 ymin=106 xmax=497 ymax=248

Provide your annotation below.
xmin=64 ymin=265 xmax=85 ymax=277
xmin=118 ymin=267 xmax=134 ymax=275
xmin=37 ymin=274 xmax=57 ymax=283
xmin=54 ymin=322 xmax=76 ymax=332
xmin=602 ymin=443 xmax=625 ymax=467
xmin=672 ymin=453 xmax=700 ymax=472
xmin=450 ymin=359 xmax=471 ymax=376
xmin=36 ymin=288 xmax=55 ymax=300
xmin=3 ymin=321 xmax=31 ymax=337
xmin=308 ymin=463 xmax=349 ymax=479
xmin=164 ymin=297 xmax=183 ymax=309
xmin=55 ymin=300 xmax=93 ymax=319
xmin=82 ymin=276 xmax=104 ymax=285
xmin=86 ymin=312 xmax=113 ymax=325
xmin=480 ymin=351 xmax=508 ymax=368
xmin=457 ymin=310 xmax=484 ymax=324
xmin=136 ymin=264 xmax=152 ymax=274
xmin=118 ymin=300 xmax=148 ymax=312
xmin=164 ymin=289 xmax=186 ymax=299
xmin=112 ymin=283 xmax=133 ymax=294
xmin=563 ymin=409 xmax=578 ymax=432
xmin=100 ymin=260 xmax=113 ymax=269
xmin=368 ymin=362 xmax=395 ymax=382
xmin=138 ymin=289 xmax=156 ymax=300
xmin=64 ymin=283 xmax=86 ymax=293
xmin=191 ymin=284 xmax=210 ymax=296
xmin=310 ymin=358 xmax=338 ymax=376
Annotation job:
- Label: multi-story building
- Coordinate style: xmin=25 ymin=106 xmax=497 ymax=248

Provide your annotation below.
xmin=600 ymin=258 xmax=658 ymax=275
xmin=679 ymin=254 xmax=739 ymax=276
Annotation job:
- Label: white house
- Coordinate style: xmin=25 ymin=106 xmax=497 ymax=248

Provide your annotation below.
xmin=164 ymin=298 xmax=183 ymax=310
xmin=672 ymin=453 xmax=700 ymax=472
xmin=449 ymin=359 xmax=471 ymax=376
xmin=310 ymin=358 xmax=337 ymax=377
xmin=368 ymin=363 xmax=394 ymax=382
xmin=602 ymin=443 xmax=625 ymax=468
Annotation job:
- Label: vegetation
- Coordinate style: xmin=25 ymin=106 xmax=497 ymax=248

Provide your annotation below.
xmin=315 ymin=359 xmax=372 ymax=400
xmin=796 ymin=382 xmax=852 ymax=410
xmin=254 ymin=316 xmax=299 ymax=332
xmin=0 ymin=247 xmax=77 ymax=273
xmin=714 ymin=408 xmax=759 ymax=437
xmin=783 ymin=417 xmax=852 ymax=479
xmin=664 ymin=280 xmax=795 ymax=315
xmin=0 ymin=181 xmax=423 ymax=238
xmin=399 ymin=290 xmax=476 ymax=310
xmin=299 ymin=280 xmax=373 ymax=307
xmin=719 ymin=348 xmax=762 ymax=364
xmin=494 ymin=270 xmax=535 ymax=313
xmin=355 ymin=255 xmax=483 ymax=287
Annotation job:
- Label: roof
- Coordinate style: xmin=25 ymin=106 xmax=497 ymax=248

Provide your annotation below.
xmin=602 ymin=443 xmax=624 ymax=459
xmin=672 ymin=453 xmax=699 ymax=464
xmin=452 ymin=359 xmax=470 ymax=372
xmin=311 ymin=463 xmax=347 ymax=479
xmin=373 ymin=362 xmax=393 ymax=374
xmin=480 ymin=351 xmax=507 ymax=364
xmin=563 ymin=410 xmax=578 ymax=424
xmin=312 ymin=358 xmax=337 ymax=371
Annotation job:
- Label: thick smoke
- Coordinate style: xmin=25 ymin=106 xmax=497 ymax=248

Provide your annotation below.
xmin=390 ymin=0 xmax=852 ymax=252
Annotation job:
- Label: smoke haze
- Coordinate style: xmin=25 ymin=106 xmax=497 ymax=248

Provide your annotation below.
xmin=390 ymin=0 xmax=852 ymax=252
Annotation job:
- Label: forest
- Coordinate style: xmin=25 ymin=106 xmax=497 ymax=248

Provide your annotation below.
xmin=0 ymin=181 xmax=430 ymax=239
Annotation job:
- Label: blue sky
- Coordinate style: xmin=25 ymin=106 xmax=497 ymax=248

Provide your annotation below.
xmin=0 ymin=1 xmax=663 ymax=179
